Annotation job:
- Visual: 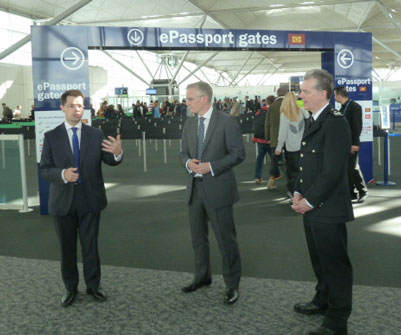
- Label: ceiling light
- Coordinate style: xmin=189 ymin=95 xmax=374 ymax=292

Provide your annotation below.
xmin=301 ymin=1 xmax=315 ymax=4
xmin=391 ymin=8 xmax=397 ymax=13
xmin=389 ymin=13 xmax=393 ymax=18
xmin=270 ymin=4 xmax=284 ymax=8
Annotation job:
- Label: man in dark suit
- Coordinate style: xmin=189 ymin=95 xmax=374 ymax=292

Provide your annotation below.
xmin=334 ymin=86 xmax=368 ymax=203
xmin=292 ymin=70 xmax=354 ymax=335
xmin=180 ymin=82 xmax=245 ymax=305
xmin=40 ymin=90 xmax=123 ymax=307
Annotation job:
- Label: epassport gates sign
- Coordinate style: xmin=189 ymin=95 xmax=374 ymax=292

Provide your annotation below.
xmin=32 ymin=26 xmax=373 ymax=214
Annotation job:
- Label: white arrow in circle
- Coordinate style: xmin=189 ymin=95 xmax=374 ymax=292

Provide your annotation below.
xmin=340 ymin=53 xmax=352 ymax=65
xmin=64 ymin=51 xmax=81 ymax=66
xmin=60 ymin=47 xmax=85 ymax=71
xmin=127 ymin=29 xmax=144 ymax=46
xmin=337 ymin=49 xmax=354 ymax=69
xmin=131 ymin=32 xmax=141 ymax=43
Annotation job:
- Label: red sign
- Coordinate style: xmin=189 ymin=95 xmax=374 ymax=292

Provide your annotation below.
xmin=289 ymin=34 xmax=306 ymax=45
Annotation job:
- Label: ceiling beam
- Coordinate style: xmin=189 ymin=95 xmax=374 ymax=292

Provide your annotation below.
xmin=372 ymin=36 xmax=401 ymax=63
xmin=178 ymin=52 xmax=219 ymax=85
xmin=135 ymin=51 xmax=154 ymax=81
xmin=0 ymin=0 xmax=93 ymax=60
xmin=75 ymin=0 xmax=371 ymax=25
xmin=375 ymin=0 xmax=401 ymax=35
xmin=234 ymin=58 xmax=266 ymax=86
xmin=172 ymin=51 xmax=190 ymax=82
xmin=0 ymin=5 xmax=47 ymax=20
xmin=229 ymin=52 xmax=253 ymax=86
xmin=102 ymin=50 xmax=150 ymax=86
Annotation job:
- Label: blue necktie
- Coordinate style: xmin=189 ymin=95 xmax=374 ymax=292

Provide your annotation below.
xmin=71 ymin=127 xmax=82 ymax=183
xmin=197 ymin=117 xmax=205 ymax=160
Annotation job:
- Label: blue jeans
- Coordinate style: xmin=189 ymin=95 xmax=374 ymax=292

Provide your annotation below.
xmin=254 ymin=143 xmax=272 ymax=179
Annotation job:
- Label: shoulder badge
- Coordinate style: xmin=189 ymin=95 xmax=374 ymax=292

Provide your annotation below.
xmin=330 ymin=108 xmax=342 ymax=117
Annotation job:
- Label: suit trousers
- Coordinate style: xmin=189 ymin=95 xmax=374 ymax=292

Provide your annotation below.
xmin=188 ymin=179 xmax=241 ymax=289
xmin=348 ymin=151 xmax=367 ymax=198
xmin=54 ymin=184 xmax=101 ymax=291
xmin=284 ymin=150 xmax=300 ymax=194
xmin=303 ymin=216 xmax=353 ymax=329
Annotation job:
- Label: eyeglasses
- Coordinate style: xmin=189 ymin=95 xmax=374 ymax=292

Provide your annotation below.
xmin=65 ymin=104 xmax=84 ymax=109
xmin=186 ymin=95 xmax=204 ymax=102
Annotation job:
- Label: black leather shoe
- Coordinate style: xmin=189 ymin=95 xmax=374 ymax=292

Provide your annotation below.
xmin=294 ymin=301 xmax=327 ymax=315
xmin=61 ymin=289 xmax=77 ymax=307
xmin=86 ymin=287 xmax=107 ymax=301
xmin=181 ymin=279 xmax=212 ymax=293
xmin=357 ymin=193 xmax=368 ymax=203
xmin=308 ymin=325 xmax=348 ymax=335
xmin=223 ymin=287 xmax=239 ymax=305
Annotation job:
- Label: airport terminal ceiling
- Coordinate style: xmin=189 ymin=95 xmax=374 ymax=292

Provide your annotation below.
xmin=1 ymin=0 xmax=401 ymax=80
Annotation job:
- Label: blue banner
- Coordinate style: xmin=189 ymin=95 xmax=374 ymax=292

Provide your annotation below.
xmin=87 ymin=27 xmax=372 ymax=52
xmin=32 ymin=26 xmax=91 ymax=111
xmin=390 ymin=103 xmax=401 ymax=123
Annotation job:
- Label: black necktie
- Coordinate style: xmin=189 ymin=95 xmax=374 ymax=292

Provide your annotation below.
xmin=308 ymin=117 xmax=314 ymax=129
xmin=197 ymin=117 xmax=205 ymax=160
xmin=71 ymin=127 xmax=82 ymax=183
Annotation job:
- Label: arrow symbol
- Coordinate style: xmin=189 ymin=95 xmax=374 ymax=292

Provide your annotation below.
xmin=130 ymin=32 xmax=142 ymax=43
xmin=340 ymin=53 xmax=352 ymax=65
xmin=64 ymin=51 xmax=81 ymax=65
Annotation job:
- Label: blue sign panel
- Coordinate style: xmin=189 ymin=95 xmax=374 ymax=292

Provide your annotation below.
xmin=87 ymin=27 xmax=347 ymax=51
xmin=32 ymin=26 xmax=91 ymax=111
xmin=390 ymin=103 xmax=401 ymax=123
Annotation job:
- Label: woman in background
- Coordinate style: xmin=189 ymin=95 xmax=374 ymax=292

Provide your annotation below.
xmin=253 ymin=95 xmax=276 ymax=184
xmin=275 ymin=92 xmax=309 ymax=198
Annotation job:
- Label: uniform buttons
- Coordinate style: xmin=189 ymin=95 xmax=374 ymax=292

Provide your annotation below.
xmin=300 ymin=167 xmax=303 ymax=171
xmin=300 ymin=153 xmax=304 ymax=157
xmin=300 ymin=179 xmax=303 ymax=183
xmin=302 ymin=142 xmax=306 ymax=146
xmin=312 ymin=150 xmax=315 ymax=153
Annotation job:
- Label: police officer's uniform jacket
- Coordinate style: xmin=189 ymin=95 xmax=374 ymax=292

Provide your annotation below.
xmin=294 ymin=104 xmax=354 ymax=223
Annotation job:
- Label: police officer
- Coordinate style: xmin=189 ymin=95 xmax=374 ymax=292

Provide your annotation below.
xmin=292 ymin=69 xmax=354 ymax=335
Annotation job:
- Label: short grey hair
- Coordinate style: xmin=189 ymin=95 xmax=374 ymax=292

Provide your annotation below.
xmin=304 ymin=69 xmax=333 ymax=99
xmin=186 ymin=82 xmax=213 ymax=102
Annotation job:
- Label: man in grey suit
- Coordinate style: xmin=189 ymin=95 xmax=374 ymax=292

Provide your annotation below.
xmin=180 ymin=82 xmax=245 ymax=304
xmin=40 ymin=90 xmax=123 ymax=307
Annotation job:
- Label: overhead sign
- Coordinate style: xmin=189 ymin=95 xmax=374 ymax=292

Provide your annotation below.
xmin=32 ymin=25 xmax=374 ymax=213
xmin=32 ymin=26 xmax=90 ymax=111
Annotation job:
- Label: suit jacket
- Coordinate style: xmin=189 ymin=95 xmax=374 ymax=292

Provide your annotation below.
xmin=294 ymin=105 xmax=354 ymax=223
xmin=40 ymin=123 xmax=122 ymax=216
xmin=264 ymin=96 xmax=283 ymax=147
xmin=340 ymin=99 xmax=362 ymax=146
xmin=180 ymin=110 xmax=245 ymax=209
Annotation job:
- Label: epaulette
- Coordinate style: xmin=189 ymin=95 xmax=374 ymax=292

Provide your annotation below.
xmin=330 ymin=108 xmax=343 ymax=117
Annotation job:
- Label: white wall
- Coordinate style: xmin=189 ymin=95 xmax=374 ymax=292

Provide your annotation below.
xmin=0 ymin=63 xmax=33 ymax=118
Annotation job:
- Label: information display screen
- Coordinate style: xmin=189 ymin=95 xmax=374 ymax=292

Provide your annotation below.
xmin=115 ymin=87 xmax=128 ymax=96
